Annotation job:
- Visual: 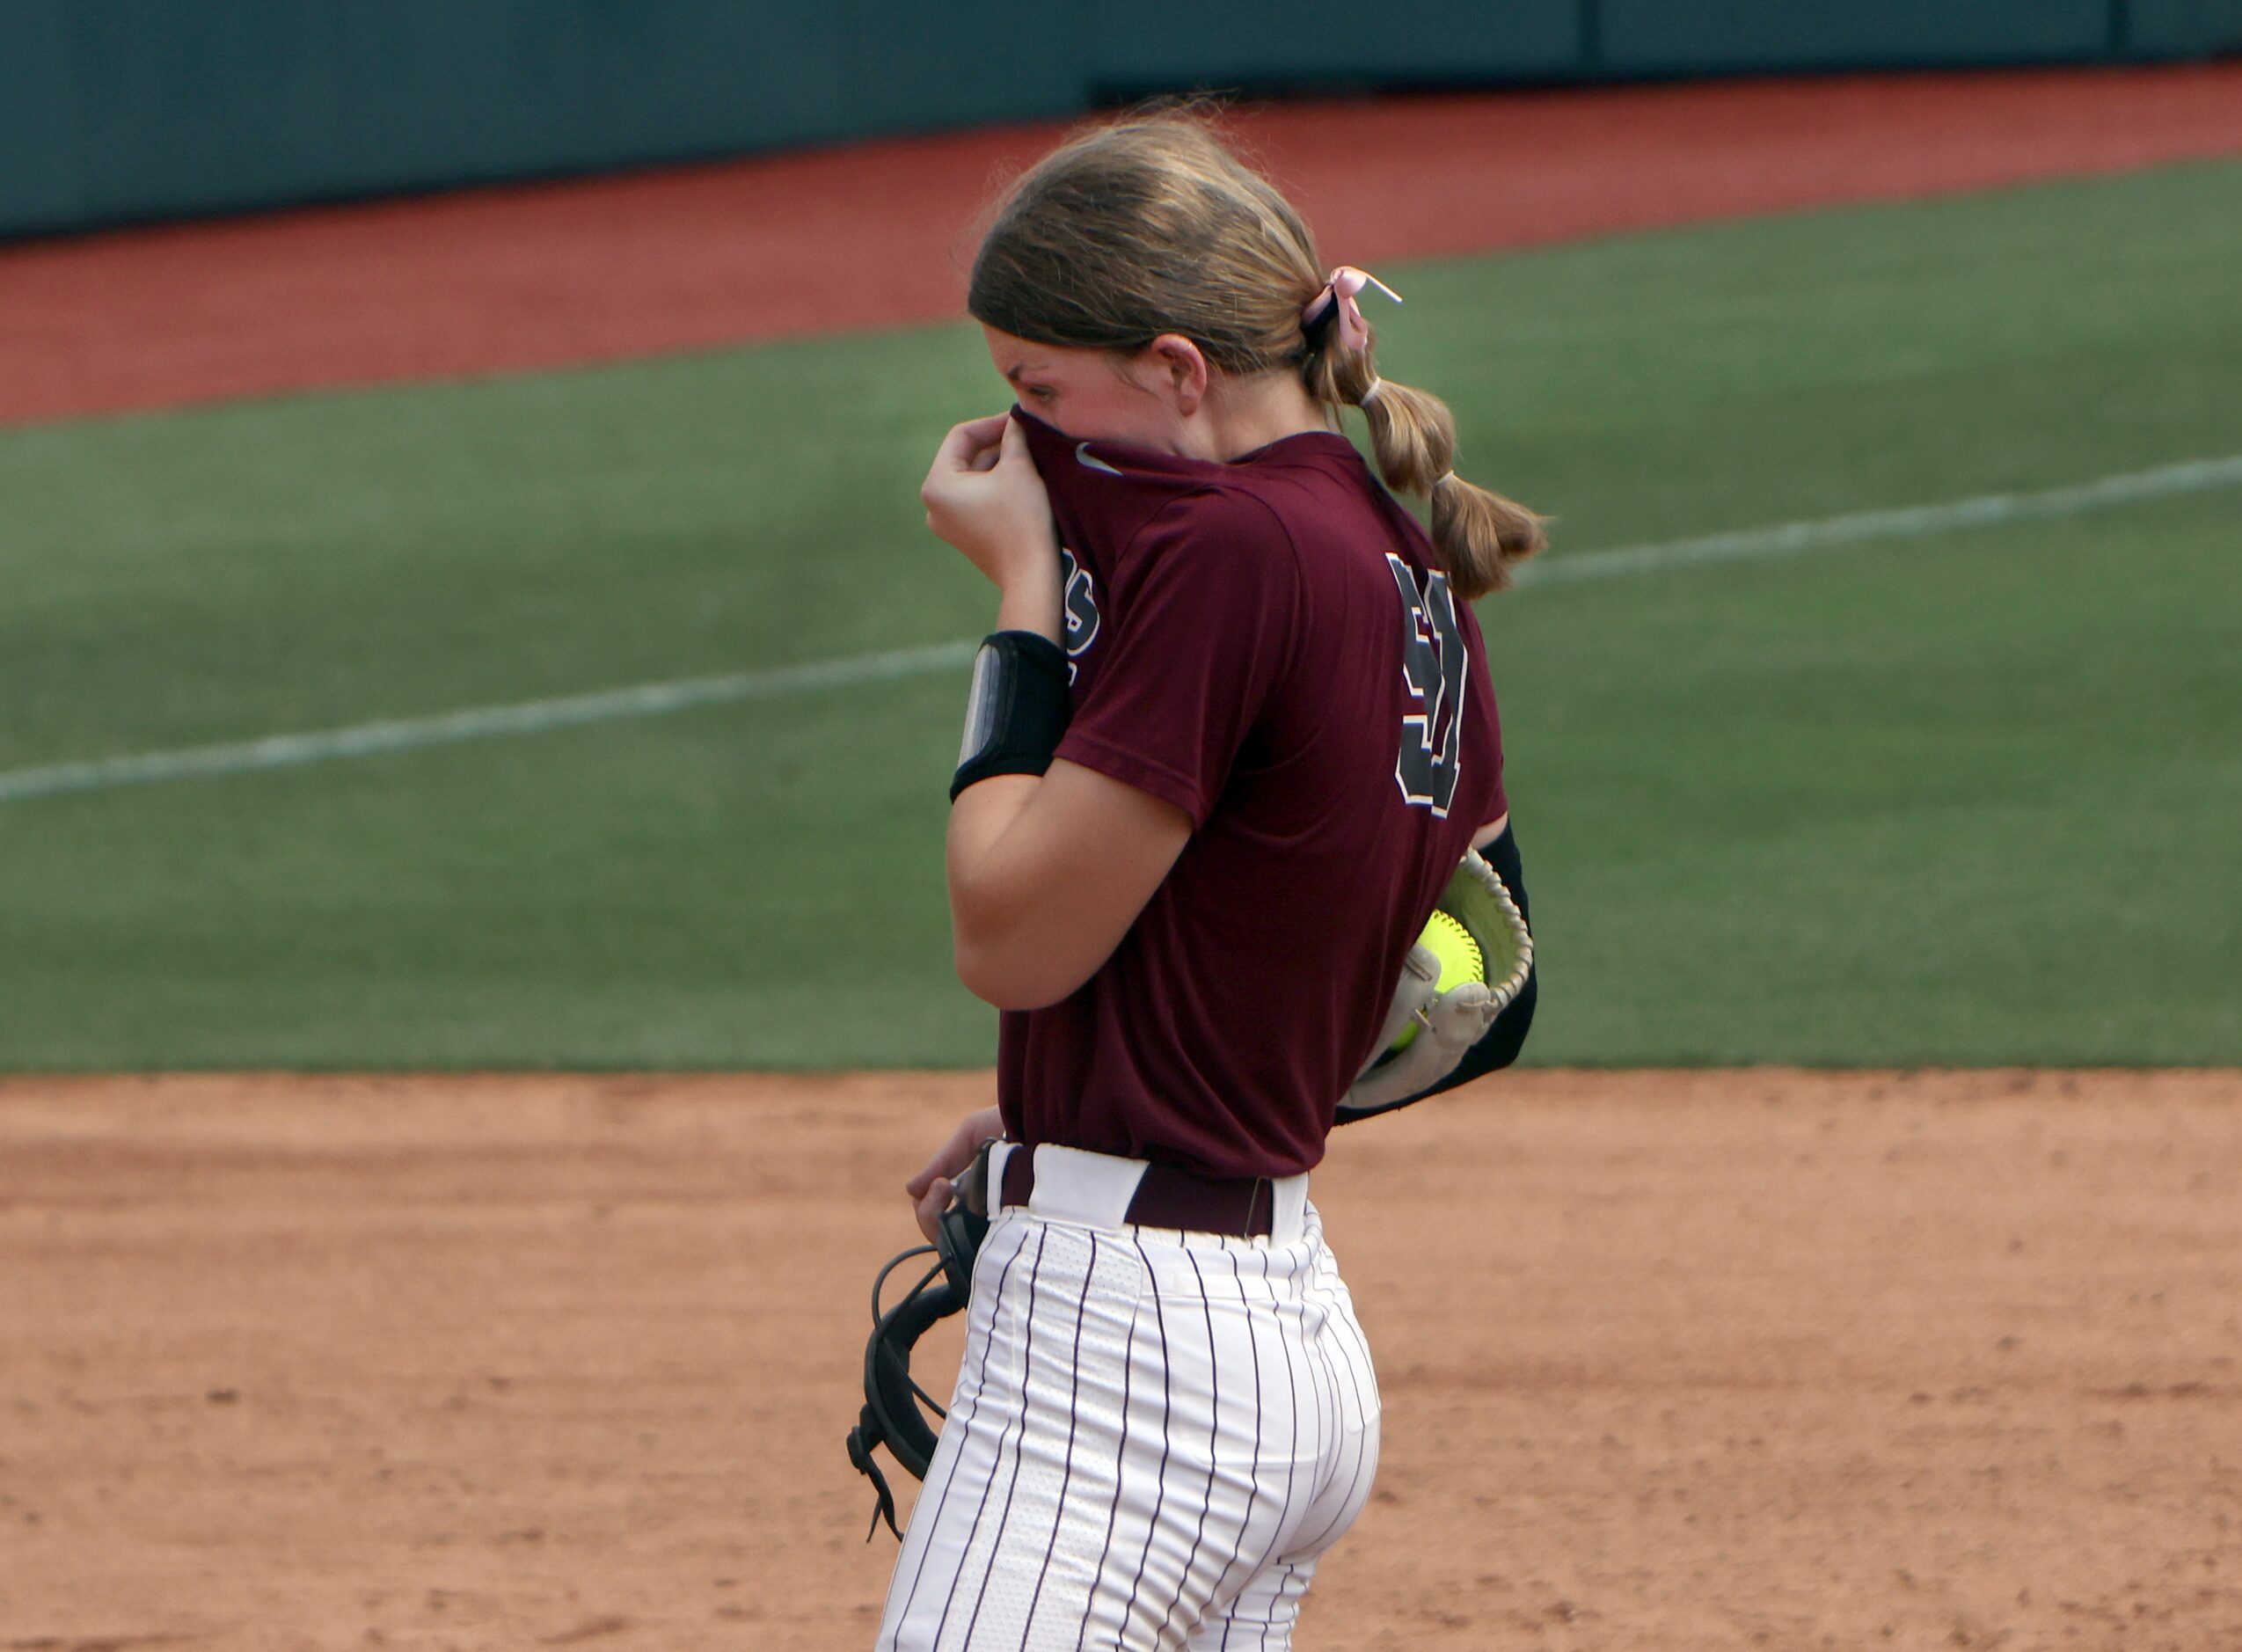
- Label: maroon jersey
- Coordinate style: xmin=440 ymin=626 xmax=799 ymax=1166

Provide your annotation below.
xmin=997 ymin=407 xmax=1506 ymax=1178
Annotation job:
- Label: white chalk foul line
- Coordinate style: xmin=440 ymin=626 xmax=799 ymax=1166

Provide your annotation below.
xmin=2 ymin=452 xmax=2235 ymax=806
xmin=1518 ymin=452 xmax=2242 ymax=587
xmin=0 ymin=640 xmax=978 ymax=805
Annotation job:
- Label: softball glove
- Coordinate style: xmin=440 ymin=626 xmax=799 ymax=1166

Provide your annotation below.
xmin=1342 ymin=844 xmax=1533 ymax=1118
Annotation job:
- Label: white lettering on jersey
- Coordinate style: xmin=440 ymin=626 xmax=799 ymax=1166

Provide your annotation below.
xmin=1061 ymin=547 xmax=1100 ymax=684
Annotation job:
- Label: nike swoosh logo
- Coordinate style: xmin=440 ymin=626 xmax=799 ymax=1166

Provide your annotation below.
xmin=1075 ymin=442 xmax=1124 ymax=477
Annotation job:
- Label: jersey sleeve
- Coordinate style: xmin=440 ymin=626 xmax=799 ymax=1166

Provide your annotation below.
xmin=1055 ymin=489 xmax=1304 ymax=830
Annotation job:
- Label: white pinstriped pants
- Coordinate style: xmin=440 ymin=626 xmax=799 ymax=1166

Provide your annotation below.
xmin=876 ymin=1144 xmax=1382 ymax=1652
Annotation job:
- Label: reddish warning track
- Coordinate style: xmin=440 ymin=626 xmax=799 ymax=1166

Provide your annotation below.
xmin=4 ymin=62 xmax=2241 ymax=427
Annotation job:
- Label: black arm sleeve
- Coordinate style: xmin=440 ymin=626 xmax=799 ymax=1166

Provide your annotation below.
xmin=1335 ymin=823 xmax=1538 ymax=1125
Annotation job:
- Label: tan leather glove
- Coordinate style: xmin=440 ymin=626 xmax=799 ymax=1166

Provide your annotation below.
xmin=1343 ymin=846 xmax=1533 ymax=1115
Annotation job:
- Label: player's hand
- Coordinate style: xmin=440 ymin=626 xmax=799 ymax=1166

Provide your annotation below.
xmin=920 ymin=414 xmax=1060 ymax=593
xmin=906 ymin=1104 xmax=1005 ymax=1244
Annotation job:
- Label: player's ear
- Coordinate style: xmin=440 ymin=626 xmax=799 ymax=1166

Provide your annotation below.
xmin=1143 ymin=334 xmax=1209 ymax=417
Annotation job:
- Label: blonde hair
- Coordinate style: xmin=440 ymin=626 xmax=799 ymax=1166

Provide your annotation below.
xmin=968 ymin=106 xmax=1545 ymax=598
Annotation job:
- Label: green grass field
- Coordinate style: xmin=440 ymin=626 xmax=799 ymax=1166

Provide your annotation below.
xmin=4 ymin=158 xmax=2238 ymax=1068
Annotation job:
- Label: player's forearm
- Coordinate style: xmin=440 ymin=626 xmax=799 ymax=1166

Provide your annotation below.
xmin=942 ymin=563 xmax=1196 ymax=1009
xmin=946 ymin=774 xmax=1055 ymax=1005
xmin=946 ymin=775 xmax=1041 ymax=926
xmin=946 ymin=759 xmax=1193 ymax=1011
xmin=946 ymin=560 xmax=1065 ymax=1006
xmin=991 ymin=562 xmax=1063 ymax=643
xmin=946 ymin=771 xmax=1132 ymax=1012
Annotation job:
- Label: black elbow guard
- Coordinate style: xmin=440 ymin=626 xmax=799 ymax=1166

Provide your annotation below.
xmin=951 ymin=632 xmax=1071 ymax=800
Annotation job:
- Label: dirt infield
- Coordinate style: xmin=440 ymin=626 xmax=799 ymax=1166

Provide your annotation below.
xmin=4 ymin=1069 xmax=2237 ymax=1650
xmin=5 ymin=63 xmax=2242 ymax=426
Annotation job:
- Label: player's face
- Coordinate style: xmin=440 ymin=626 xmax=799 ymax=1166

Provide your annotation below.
xmin=982 ymin=325 xmax=1188 ymax=450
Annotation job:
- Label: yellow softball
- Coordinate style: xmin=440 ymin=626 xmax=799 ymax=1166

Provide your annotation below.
xmin=1390 ymin=910 xmax=1484 ymax=1051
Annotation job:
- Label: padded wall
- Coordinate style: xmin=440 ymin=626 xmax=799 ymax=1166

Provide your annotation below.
xmin=0 ymin=1 xmax=2228 ymax=239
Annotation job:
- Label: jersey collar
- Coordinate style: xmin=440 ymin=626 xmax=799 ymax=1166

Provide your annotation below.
xmin=1011 ymin=406 xmax=1360 ymax=482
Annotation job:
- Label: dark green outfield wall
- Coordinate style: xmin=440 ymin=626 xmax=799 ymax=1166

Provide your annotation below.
xmin=3 ymin=0 xmax=2238 ymax=239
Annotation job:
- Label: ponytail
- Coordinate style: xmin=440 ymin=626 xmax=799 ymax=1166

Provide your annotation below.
xmin=966 ymin=108 xmax=1545 ymax=597
xmin=1304 ymin=334 xmax=1545 ymax=600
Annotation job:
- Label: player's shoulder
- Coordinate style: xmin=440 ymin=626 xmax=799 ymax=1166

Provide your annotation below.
xmin=1102 ymin=486 xmax=1306 ymax=614
xmin=1133 ymin=479 xmax=1294 ymax=555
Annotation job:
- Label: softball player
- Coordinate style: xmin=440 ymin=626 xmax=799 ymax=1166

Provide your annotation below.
xmin=883 ymin=110 xmax=1541 ymax=1650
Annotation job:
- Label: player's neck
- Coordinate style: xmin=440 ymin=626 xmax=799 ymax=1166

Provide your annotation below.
xmin=1184 ymin=372 xmax=1333 ymax=464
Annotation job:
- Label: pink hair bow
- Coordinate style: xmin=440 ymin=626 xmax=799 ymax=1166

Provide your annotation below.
xmin=1300 ymin=266 xmax=1403 ymax=352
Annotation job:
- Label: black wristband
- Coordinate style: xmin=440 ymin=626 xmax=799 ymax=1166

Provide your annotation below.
xmin=950 ymin=631 xmax=1073 ymax=801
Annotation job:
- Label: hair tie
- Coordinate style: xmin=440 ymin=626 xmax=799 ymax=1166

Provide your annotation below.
xmin=1301 ymin=267 xmax=1403 ymax=354
xmin=1432 ymin=470 xmax=1456 ymax=490
xmin=1357 ymin=376 xmax=1384 ymax=407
